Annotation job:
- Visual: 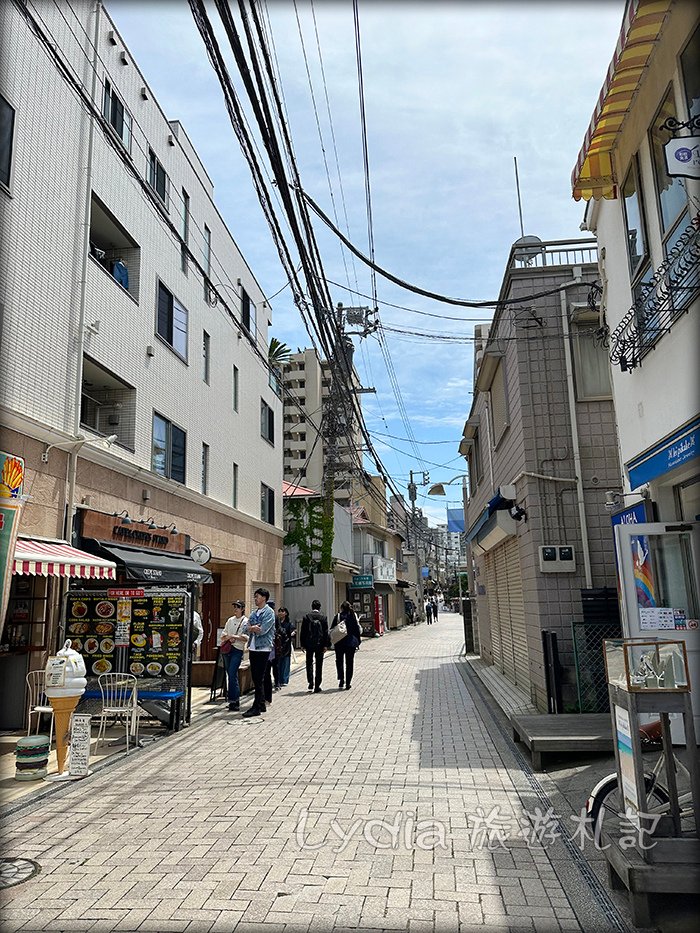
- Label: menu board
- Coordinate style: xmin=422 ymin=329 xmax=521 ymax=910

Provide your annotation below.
xmin=66 ymin=589 xmax=188 ymax=681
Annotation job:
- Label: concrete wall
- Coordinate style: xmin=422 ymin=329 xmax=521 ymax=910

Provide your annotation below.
xmin=282 ymin=573 xmax=335 ymax=633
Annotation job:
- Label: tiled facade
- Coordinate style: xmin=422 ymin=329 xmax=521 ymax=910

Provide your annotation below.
xmin=0 ymin=2 xmax=283 ymax=647
xmin=463 ymin=241 xmax=623 ymax=711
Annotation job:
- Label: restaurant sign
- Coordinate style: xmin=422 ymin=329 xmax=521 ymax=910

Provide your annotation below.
xmin=80 ymin=509 xmax=188 ymax=554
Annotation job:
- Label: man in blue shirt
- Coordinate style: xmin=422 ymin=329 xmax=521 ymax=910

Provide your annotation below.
xmin=242 ymin=588 xmax=276 ymax=718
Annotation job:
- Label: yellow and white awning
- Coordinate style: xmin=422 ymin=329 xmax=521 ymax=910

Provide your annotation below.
xmin=571 ymin=0 xmax=673 ymax=202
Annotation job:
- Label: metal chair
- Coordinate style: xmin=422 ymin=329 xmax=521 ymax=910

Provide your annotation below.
xmin=95 ymin=673 xmax=141 ymax=753
xmin=26 ymin=670 xmax=54 ymax=747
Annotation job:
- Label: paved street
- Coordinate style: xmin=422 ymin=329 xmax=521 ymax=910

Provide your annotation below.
xmin=1 ymin=614 xmax=634 ymax=933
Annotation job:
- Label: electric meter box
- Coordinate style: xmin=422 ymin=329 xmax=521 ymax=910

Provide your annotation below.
xmin=539 ymin=545 xmax=576 ymax=572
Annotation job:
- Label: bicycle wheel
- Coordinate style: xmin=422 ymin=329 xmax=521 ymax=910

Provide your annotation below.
xmin=588 ymin=775 xmax=669 ymax=844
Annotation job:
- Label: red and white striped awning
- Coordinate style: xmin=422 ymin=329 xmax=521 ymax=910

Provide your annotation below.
xmin=13 ymin=538 xmax=117 ymax=580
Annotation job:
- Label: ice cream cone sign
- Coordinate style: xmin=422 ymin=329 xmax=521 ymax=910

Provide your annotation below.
xmin=44 ymin=640 xmax=87 ymax=774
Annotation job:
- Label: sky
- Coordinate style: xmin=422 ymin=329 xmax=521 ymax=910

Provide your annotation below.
xmin=107 ymin=0 xmax=624 ymax=525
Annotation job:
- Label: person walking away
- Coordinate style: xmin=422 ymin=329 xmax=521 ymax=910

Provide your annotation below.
xmin=220 ymin=600 xmax=248 ymax=711
xmin=276 ymin=607 xmax=295 ymax=686
xmin=242 ymin=588 xmax=275 ymax=717
xmin=330 ymin=601 xmax=362 ymax=690
xmin=432 ymin=597 xmax=439 ymax=623
xmin=300 ymin=599 xmax=329 ymax=692
xmin=426 ymin=599 xmax=433 ymax=625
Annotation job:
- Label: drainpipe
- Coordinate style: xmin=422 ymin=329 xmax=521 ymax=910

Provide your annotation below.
xmin=560 ymin=278 xmax=593 ymax=589
xmin=63 ymin=0 xmax=101 ymax=544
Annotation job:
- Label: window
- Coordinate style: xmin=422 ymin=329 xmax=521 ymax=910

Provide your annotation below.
xmin=489 ymin=361 xmax=509 ymax=445
xmin=261 ymin=399 xmax=274 ymax=445
xmin=232 ymin=365 xmax=239 ymax=411
xmin=241 ymin=288 xmax=256 ymax=337
xmin=0 ymin=93 xmax=15 ymax=188
xmin=681 ymin=24 xmax=700 ymax=119
xmin=80 ymin=356 xmax=136 ymax=450
xmin=201 ymin=443 xmax=209 ymax=495
xmin=102 ymin=80 xmax=132 ymax=151
xmin=299 ymin=432 xmax=306 ymax=441
xmin=202 ymin=331 xmax=210 ymax=384
xmin=298 ymin=397 xmax=306 ymax=407
xmin=181 ymin=188 xmax=189 ymax=273
xmin=203 ymin=225 xmax=211 ymax=301
xmin=232 ymin=463 xmax=239 ymax=509
xmin=649 ymin=90 xmax=688 ymax=234
xmin=157 ymin=281 xmax=188 ymax=360
xmin=571 ymin=323 xmax=612 ymax=399
xmin=621 ymin=157 xmax=648 ymax=279
xmin=152 ymin=413 xmax=186 ymax=483
xmin=148 ymin=147 xmax=167 ymax=205
xmin=261 ymin=483 xmax=275 ymax=525
xmin=298 ymin=379 xmax=305 ymax=389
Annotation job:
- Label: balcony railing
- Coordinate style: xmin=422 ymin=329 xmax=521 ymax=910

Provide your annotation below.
xmin=609 ymin=214 xmax=699 ymax=372
xmin=506 ymin=237 xmax=597 ymax=271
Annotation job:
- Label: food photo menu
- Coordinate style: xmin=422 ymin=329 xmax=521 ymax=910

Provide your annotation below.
xmin=67 ymin=590 xmax=187 ymax=681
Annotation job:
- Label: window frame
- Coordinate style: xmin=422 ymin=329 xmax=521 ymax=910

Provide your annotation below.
xmin=147 ymin=147 xmax=168 ymax=207
xmin=241 ymin=287 xmax=257 ymax=338
xmin=570 ymin=317 xmax=613 ymax=401
xmin=0 ymin=91 xmax=16 ymax=192
xmin=232 ymin=365 xmax=239 ymax=412
xmin=232 ymin=463 xmax=239 ymax=509
xmin=648 ymin=86 xmax=689 ymax=239
xmin=102 ymin=78 xmax=132 ymax=153
xmin=201 ymin=442 xmax=209 ymax=495
xmin=181 ymin=188 xmax=190 ymax=274
xmin=261 ymin=483 xmax=275 ymax=525
xmin=620 ymin=154 xmax=649 ymax=283
xmin=260 ymin=398 xmax=275 ymax=446
xmin=202 ymin=330 xmax=210 ymax=384
xmin=156 ymin=280 xmax=188 ymax=362
xmin=152 ymin=411 xmax=186 ymax=484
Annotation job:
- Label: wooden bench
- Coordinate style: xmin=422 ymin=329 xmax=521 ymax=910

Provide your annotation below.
xmin=510 ymin=713 xmax=613 ymax=771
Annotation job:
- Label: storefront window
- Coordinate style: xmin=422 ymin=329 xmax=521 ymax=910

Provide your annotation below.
xmin=681 ymin=24 xmax=700 ymax=118
xmin=2 ymin=575 xmax=49 ymax=651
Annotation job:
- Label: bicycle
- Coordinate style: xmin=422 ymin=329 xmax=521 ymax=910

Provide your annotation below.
xmin=586 ymin=720 xmax=696 ymax=842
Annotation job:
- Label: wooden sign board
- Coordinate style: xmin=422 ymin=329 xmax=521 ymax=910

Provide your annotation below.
xmin=80 ymin=509 xmax=188 ymax=554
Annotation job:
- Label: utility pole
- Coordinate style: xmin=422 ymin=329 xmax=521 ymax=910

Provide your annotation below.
xmin=407 ymin=469 xmax=429 ymax=623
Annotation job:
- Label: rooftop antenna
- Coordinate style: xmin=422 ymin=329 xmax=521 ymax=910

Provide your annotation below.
xmin=512 ymin=155 xmax=542 ymax=265
xmin=514 ymin=155 xmax=525 ymax=238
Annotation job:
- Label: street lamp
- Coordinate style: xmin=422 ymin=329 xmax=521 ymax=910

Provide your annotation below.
xmin=428 ymin=473 xmax=470 ymax=650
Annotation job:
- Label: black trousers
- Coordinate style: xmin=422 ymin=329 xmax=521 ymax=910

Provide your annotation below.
xmin=249 ymin=650 xmax=269 ymax=710
xmin=306 ymin=648 xmax=325 ymax=688
xmin=334 ymin=646 xmax=355 ymax=687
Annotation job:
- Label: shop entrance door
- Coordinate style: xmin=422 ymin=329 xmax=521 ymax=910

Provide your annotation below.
xmin=200 ymin=572 xmax=221 ymax=661
xmin=614 ymin=521 xmax=700 ymax=739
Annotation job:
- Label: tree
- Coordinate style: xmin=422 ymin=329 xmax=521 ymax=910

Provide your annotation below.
xmin=268 ymin=337 xmax=292 ymax=369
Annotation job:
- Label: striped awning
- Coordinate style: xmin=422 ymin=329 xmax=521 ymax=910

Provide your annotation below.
xmin=571 ymin=0 xmax=672 ymax=202
xmin=13 ymin=538 xmax=117 ymax=580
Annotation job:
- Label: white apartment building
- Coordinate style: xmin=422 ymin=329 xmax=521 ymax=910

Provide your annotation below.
xmin=0 ymin=1 xmax=283 ymax=674
xmin=572 ymin=0 xmax=699 ymax=732
xmin=282 ymin=347 xmax=362 ymax=503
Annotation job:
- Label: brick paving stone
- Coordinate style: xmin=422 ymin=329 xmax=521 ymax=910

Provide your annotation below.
xmin=0 ymin=614 xmax=618 ymax=933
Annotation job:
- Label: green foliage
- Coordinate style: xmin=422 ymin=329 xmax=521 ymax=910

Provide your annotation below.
xmin=268 ymin=337 xmax=292 ymax=367
xmin=284 ymin=498 xmax=333 ymax=576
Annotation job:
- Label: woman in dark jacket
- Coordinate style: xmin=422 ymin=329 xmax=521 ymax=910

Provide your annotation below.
xmin=276 ymin=606 xmax=296 ymax=687
xmin=330 ymin=600 xmax=362 ymax=690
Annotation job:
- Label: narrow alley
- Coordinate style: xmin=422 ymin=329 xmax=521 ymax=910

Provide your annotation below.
xmin=1 ymin=614 xmax=633 ymax=933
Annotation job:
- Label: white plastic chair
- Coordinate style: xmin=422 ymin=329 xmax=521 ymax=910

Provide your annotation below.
xmin=95 ymin=673 xmax=141 ymax=753
xmin=26 ymin=670 xmax=54 ymax=747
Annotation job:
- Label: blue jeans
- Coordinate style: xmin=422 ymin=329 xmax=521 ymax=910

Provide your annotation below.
xmin=278 ymin=653 xmax=291 ymax=685
xmin=224 ymin=648 xmax=244 ymax=703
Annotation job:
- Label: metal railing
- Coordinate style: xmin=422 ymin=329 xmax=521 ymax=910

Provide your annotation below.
xmin=609 ymin=213 xmax=700 ymax=371
xmin=507 ymin=237 xmax=598 ymax=271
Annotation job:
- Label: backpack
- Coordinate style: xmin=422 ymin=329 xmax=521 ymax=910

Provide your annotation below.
xmin=307 ymin=612 xmax=324 ymax=649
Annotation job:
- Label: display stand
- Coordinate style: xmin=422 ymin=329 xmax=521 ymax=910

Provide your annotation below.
xmin=601 ymin=639 xmax=700 ymax=925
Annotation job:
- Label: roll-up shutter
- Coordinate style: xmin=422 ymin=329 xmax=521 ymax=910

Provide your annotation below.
xmin=488 ymin=538 xmax=529 ymax=690
xmin=484 ymin=550 xmax=502 ymax=669
xmin=503 ymin=537 xmax=529 ymax=689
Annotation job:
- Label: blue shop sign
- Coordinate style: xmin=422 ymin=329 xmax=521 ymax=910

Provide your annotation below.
xmin=352 ymin=574 xmax=374 ymax=589
xmin=610 ymin=499 xmax=654 ymax=529
xmin=627 ymin=418 xmax=699 ymax=489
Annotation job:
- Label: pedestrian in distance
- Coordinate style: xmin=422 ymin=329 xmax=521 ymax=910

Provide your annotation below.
xmin=265 ymin=599 xmax=276 ymax=703
xmin=426 ymin=599 xmax=433 ymax=625
xmin=241 ymin=588 xmax=276 ymax=718
xmin=330 ymin=601 xmax=362 ymax=690
xmin=276 ymin=606 xmax=296 ymax=687
xmin=220 ymin=600 xmax=248 ymax=711
xmin=300 ymin=599 xmax=330 ymax=692
xmin=432 ymin=597 xmax=439 ymax=623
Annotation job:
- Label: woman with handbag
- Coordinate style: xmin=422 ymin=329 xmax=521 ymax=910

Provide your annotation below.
xmin=276 ymin=607 xmax=295 ymax=687
xmin=221 ymin=600 xmax=248 ymax=711
xmin=330 ymin=601 xmax=362 ymax=690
